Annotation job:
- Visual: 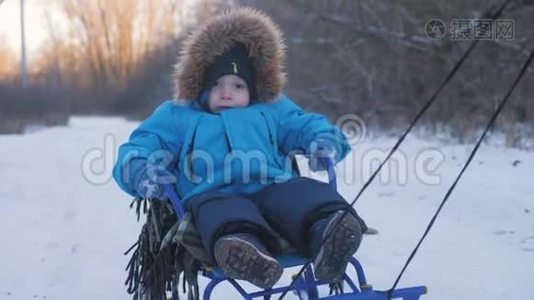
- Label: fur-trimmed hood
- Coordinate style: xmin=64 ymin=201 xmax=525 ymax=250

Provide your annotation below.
xmin=173 ymin=7 xmax=286 ymax=102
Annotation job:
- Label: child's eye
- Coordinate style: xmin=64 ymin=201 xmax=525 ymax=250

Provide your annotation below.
xmin=235 ymin=83 xmax=245 ymax=89
xmin=212 ymin=81 xmax=220 ymax=87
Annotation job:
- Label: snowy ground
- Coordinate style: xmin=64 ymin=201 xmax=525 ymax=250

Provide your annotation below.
xmin=0 ymin=116 xmax=532 ymax=299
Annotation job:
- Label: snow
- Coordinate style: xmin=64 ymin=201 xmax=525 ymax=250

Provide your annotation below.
xmin=0 ymin=116 xmax=533 ymax=299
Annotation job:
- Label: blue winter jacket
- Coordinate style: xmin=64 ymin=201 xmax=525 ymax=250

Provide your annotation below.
xmin=113 ymin=95 xmax=351 ymax=203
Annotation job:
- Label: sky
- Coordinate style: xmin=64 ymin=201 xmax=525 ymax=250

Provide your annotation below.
xmin=0 ymin=0 xmax=197 ymax=64
xmin=0 ymin=0 xmax=61 ymax=59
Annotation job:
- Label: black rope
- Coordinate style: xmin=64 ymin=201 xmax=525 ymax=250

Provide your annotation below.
xmin=277 ymin=1 xmax=513 ymax=298
xmin=388 ymin=49 xmax=534 ymax=298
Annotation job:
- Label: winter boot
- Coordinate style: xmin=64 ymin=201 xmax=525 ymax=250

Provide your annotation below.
xmin=310 ymin=210 xmax=363 ymax=282
xmin=214 ymin=233 xmax=283 ymax=289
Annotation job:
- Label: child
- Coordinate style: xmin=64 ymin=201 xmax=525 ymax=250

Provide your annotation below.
xmin=113 ymin=8 xmax=367 ymax=289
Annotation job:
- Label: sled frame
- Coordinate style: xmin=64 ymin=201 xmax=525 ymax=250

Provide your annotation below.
xmin=164 ymin=159 xmax=426 ymax=299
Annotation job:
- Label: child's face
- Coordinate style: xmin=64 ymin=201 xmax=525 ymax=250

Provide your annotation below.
xmin=208 ymin=74 xmax=250 ymax=113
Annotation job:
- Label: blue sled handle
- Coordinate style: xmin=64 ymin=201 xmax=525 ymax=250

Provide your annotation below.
xmin=164 ymin=184 xmax=185 ymax=219
xmin=322 ymin=157 xmax=337 ymax=190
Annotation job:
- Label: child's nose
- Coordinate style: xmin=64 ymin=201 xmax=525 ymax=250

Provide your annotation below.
xmin=221 ymin=85 xmax=232 ymax=99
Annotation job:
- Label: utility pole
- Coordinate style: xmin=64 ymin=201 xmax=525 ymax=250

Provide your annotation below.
xmin=0 ymin=0 xmax=29 ymax=88
xmin=20 ymin=0 xmax=28 ymax=89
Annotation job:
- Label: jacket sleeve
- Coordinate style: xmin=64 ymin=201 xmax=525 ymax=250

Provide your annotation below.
xmin=273 ymin=95 xmax=351 ymax=163
xmin=112 ymin=100 xmax=184 ymax=196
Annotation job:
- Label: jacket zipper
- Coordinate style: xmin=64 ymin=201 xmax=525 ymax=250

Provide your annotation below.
xmin=261 ymin=111 xmax=275 ymax=145
xmin=224 ymin=132 xmax=233 ymax=153
xmin=186 ymin=125 xmax=198 ymax=181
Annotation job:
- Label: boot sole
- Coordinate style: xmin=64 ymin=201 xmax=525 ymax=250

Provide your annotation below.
xmin=214 ymin=237 xmax=283 ymax=289
xmin=313 ymin=212 xmax=362 ymax=282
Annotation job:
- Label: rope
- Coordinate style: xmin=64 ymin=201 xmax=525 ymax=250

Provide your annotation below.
xmin=277 ymin=0 xmax=513 ymax=298
xmin=388 ymin=49 xmax=534 ymax=298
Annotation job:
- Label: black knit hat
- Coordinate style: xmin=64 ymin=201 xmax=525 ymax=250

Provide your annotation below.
xmin=203 ymin=43 xmax=257 ymax=99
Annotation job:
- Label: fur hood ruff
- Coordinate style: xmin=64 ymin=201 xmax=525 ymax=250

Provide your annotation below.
xmin=173 ymin=7 xmax=286 ymax=102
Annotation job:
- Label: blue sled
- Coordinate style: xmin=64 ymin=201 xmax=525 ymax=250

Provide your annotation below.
xmin=164 ymin=159 xmax=427 ymax=300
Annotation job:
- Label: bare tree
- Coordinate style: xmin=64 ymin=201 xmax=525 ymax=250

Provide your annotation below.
xmin=238 ymin=0 xmax=534 ymax=145
xmin=21 ymin=0 xmax=534 ymax=145
xmin=0 ymin=36 xmax=17 ymax=81
xmin=56 ymin=0 xmax=184 ymax=90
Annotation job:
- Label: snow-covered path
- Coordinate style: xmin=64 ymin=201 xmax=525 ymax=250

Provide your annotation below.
xmin=0 ymin=117 xmax=532 ymax=299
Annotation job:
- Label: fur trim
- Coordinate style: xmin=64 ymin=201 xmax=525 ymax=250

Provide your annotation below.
xmin=173 ymin=7 xmax=286 ymax=102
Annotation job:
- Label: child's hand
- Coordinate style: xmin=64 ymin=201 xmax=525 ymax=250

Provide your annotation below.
xmin=308 ymin=135 xmax=338 ymax=172
xmin=135 ymin=174 xmax=165 ymax=199
xmin=134 ymin=163 xmax=175 ymax=200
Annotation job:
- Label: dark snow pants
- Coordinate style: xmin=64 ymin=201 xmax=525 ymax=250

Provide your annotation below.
xmin=186 ymin=177 xmax=367 ymax=259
